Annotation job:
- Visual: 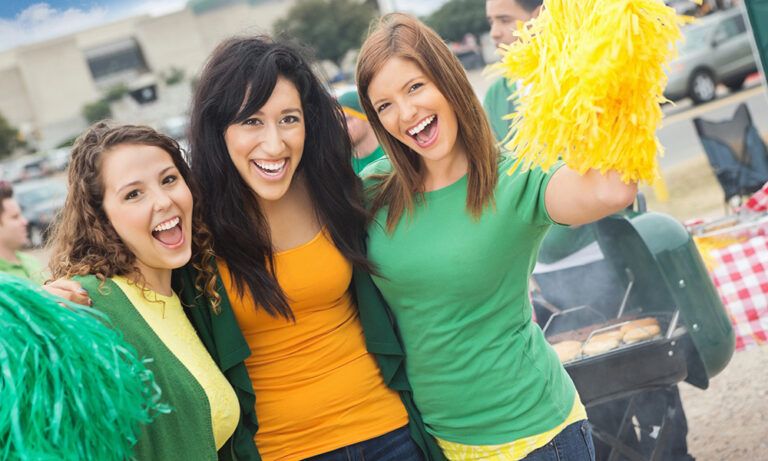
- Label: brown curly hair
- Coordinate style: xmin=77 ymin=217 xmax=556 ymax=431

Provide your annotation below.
xmin=48 ymin=121 xmax=220 ymax=311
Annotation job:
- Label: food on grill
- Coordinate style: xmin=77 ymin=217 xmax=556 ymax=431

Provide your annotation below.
xmin=623 ymin=324 xmax=662 ymax=344
xmin=619 ymin=317 xmax=660 ymax=335
xmin=552 ymin=340 xmax=582 ymax=363
xmin=583 ymin=336 xmax=620 ymax=356
xmin=591 ymin=331 xmax=624 ymax=342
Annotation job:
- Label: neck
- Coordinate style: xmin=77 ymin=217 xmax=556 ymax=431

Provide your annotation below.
xmin=134 ymin=263 xmax=173 ymax=297
xmin=354 ymin=131 xmax=380 ymax=159
xmin=421 ymin=142 xmax=469 ymax=192
xmin=0 ymin=246 xmax=19 ymax=263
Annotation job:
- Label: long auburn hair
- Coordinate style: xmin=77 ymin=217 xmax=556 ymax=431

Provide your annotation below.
xmin=188 ymin=36 xmax=372 ymax=319
xmin=48 ymin=122 xmax=220 ymax=311
xmin=356 ymin=13 xmax=499 ymax=231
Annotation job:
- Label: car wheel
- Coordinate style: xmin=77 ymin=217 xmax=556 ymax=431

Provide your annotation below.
xmin=689 ymin=70 xmax=716 ymax=105
xmin=724 ymin=76 xmax=746 ymax=91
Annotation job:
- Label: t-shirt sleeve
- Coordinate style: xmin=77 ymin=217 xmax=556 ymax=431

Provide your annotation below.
xmin=359 ymin=157 xmax=393 ymax=206
xmin=502 ymin=157 xmax=565 ymax=227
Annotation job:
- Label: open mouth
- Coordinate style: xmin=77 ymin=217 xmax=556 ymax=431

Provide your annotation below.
xmin=407 ymin=115 xmax=439 ymax=148
xmin=252 ymin=158 xmax=288 ymax=178
xmin=151 ymin=216 xmax=184 ymax=247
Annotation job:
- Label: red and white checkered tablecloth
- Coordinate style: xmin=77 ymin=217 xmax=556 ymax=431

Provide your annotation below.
xmin=744 ymin=182 xmax=768 ymax=212
xmin=709 ymin=235 xmax=768 ymax=351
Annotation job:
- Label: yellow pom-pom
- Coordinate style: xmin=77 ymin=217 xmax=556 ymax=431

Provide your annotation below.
xmin=494 ymin=0 xmax=693 ymax=184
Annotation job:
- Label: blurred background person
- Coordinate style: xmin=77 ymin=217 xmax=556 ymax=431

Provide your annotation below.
xmin=339 ymin=90 xmax=386 ymax=174
xmin=0 ymin=180 xmax=43 ymax=283
xmin=483 ymin=0 xmax=542 ymax=142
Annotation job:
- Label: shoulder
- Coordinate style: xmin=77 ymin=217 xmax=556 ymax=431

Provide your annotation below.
xmin=359 ymin=156 xmax=393 ymax=192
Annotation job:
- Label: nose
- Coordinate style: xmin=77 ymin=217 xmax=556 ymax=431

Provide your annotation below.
xmin=152 ymin=190 xmax=173 ymax=212
xmin=261 ymin=123 xmax=285 ymax=157
xmin=490 ymin=22 xmax=502 ymax=42
xmin=398 ymin=99 xmax=418 ymax=125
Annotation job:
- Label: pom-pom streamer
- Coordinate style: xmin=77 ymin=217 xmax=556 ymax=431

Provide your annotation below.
xmin=494 ymin=0 xmax=695 ymax=184
xmin=0 ymin=274 xmax=169 ymax=460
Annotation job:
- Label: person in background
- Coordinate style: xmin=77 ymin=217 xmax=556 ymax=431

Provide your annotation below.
xmin=0 ymin=180 xmax=44 ymax=283
xmin=484 ymin=0 xmax=543 ymax=142
xmin=339 ymin=89 xmax=386 ymax=174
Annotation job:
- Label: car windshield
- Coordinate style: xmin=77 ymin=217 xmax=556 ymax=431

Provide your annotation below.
xmin=679 ymin=23 xmax=715 ymax=54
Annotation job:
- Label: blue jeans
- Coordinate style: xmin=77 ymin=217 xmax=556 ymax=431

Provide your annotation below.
xmin=304 ymin=425 xmax=424 ymax=461
xmin=522 ymin=420 xmax=596 ymax=461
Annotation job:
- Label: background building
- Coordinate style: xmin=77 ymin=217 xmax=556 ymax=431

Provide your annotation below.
xmin=0 ymin=0 xmax=296 ymax=149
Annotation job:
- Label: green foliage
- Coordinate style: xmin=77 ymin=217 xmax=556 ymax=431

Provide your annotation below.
xmin=426 ymin=0 xmax=489 ymax=43
xmin=273 ymin=0 xmax=376 ymax=66
xmin=103 ymin=84 xmax=129 ymax=103
xmin=163 ymin=67 xmax=185 ymax=86
xmin=0 ymin=113 xmax=21 ymax=159
xmin=83 ymin=100 xmax=112 ymax=124
xmin=55 ymin=134 xmax=79 ymax=149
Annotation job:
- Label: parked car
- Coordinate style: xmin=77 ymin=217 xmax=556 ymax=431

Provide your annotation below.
xmin=13 ymin=176 xmax=67 ymax=247
xmin=664 ymin=8 xmax=758 ymax=104
xmin=0 ymin=155 xmax=50 ymax=183
xmin=45 ymin=147 xmax=71 ymax=172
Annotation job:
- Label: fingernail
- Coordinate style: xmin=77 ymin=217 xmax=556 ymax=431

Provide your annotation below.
xmin=78 ymin=289 xmax=88 ymax=295
xmin=88 ymin=299 xmax=93 ymax=306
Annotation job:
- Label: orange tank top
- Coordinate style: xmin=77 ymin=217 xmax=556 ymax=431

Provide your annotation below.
xmin=219 ymin=229 xmax=408 ymax=461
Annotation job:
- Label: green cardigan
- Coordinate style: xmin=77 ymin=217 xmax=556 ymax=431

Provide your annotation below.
xmin=77 ymin=275 xmax=218 ymax=461
xmin=172 ymin=266 xmax=447 ymax=461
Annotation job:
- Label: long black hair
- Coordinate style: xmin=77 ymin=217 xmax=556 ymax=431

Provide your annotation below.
xmin=188 ymin=36 xmax=372 ymax=319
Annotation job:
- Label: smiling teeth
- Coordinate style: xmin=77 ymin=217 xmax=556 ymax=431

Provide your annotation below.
xmin=408 ymin=115 xmax=436 ymax=136
xmin=153 ymin=217 xmax=180 ymax=232
xmin=254 ymin=159 xmax=286 ymax=171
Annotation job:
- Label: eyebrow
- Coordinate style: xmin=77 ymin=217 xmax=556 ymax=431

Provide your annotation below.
xmin=252 ymin=107 xmax=303 ymax=116
xmin=115 ymin=165 xmax=177 ymax=194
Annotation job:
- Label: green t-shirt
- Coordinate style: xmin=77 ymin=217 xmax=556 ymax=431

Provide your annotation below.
xmin=483 ymin=76 xmax=519 ymax=143
xmin=362 ymin=157 xmax=577 ymax=445
xmin=0 ymin=252 xmax=45 ymax=284
xmin=352 ymin=145 xmax=386 ymax=175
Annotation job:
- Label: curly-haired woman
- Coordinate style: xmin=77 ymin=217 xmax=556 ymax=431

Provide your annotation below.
xmin=47 ymin=122 xmax=248 ymax=460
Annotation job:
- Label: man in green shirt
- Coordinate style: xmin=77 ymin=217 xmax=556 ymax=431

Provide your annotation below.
xmin=484 ymin=0 xmax=543 ymax=142
xmin=0 ymin=181 xmax=44 ymax=283
xmin=338 ymin=90 xmax=385 ymax=175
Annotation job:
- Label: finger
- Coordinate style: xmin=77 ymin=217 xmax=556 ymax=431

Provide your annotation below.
xmin=41 ymin=285 xmax=92 ymax=306
xmin=46 ymin=279 xmax=88 ymax=296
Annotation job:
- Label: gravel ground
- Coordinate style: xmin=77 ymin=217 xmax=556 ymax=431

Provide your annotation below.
xmin=679 ymin=345 xmax=768 ymax=460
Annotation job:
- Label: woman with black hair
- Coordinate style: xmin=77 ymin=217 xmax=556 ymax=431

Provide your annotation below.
xmin=179 ymin=36 xmax=443 ymax=461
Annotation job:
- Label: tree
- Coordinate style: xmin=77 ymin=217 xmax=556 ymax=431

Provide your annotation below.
xmin=273 ymin=0 xmax=376 ymax=67
xmin=82 ymin=100 xmax=112 ymax=124
xmin=0 ymin=113 xmax=21 ymax=159
xmin=426 ymin=0 xmax=489 ymax=44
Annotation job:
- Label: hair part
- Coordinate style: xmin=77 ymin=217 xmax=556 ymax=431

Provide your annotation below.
xmin=356 ymin=13 xmax=499 ymax=231
xmin=47 ymin=121 xmax=220 ymax=311
xmin=188 ymin=35 xmax=373 ymax=319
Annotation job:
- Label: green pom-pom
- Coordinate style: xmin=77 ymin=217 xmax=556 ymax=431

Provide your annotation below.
xmin=0 ymin=274 xmax=170 ymax=460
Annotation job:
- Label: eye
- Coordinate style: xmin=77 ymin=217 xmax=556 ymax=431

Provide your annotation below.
xmin=408 ymin=82 xmax=424 ymax=93
xmin=281 ymin=115 xmax=301 ymax=124
xmin=162 ymin=174 xmax=178 ymax=185
xmin=242 ymin=118 xmax=262 ymax=126
xmin=124 ymin=189 xmax=140 ymax=200
xmin=376 ymin=102 xmax=390 ymax=113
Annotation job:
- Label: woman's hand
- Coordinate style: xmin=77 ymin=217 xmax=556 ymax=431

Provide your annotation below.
xmin=43 ymin=279 xmax=92 ymax=306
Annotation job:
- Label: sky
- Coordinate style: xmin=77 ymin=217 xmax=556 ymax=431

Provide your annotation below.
xmin=0 ymin=0 xmax=450 ymax=53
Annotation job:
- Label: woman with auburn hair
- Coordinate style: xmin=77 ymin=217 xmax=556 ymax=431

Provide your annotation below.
xmin=178 ymin=35 xmax=442 ymax=461
xmin=356 ymin=13 xmax=638 ymax=461
xmin=47 ymin=122 xmax=248 ymax=460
